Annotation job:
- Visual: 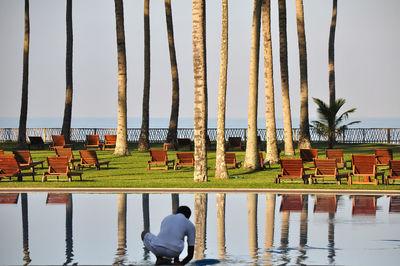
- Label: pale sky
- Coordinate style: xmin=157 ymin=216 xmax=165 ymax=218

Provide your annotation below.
xmin=0 ymin=0 xmax=399 ymax=127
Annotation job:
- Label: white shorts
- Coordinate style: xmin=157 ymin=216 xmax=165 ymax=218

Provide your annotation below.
xmin=143 ymin=232 xmax=182 ymax=258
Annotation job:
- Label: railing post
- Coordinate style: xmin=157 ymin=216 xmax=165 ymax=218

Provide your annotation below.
xmin=387 ymin=128 xmax=391 ymax=144
xmin=244 ymin=129 xmax=247 ymax=142
xmin=43 ymin=128 xmax=46 ymax=142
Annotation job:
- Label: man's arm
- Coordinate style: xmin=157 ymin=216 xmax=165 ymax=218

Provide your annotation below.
xmin=179 ymin=245 xmax=194 ymax=265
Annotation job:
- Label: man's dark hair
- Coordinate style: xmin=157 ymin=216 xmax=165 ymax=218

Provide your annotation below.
xmin=177 ymin=206 xmax=191 ymax=219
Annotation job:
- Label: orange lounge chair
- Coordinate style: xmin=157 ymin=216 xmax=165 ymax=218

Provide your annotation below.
xmin=276 ymin=159 xmax=308 ymax=184
xmin=42 ymin=156 xmax=82 ymax=182
xmin=13 ymin=150 xmax=44 ymax=170
xmin=300 ymin=149 xmax=318 ymax=169
xmin=259 ymin=151 xmax=270 ymax=169
xmin=147 ymin=150 xmax=175 ymax=170
xmin=348 ymin=154 xmax=384 ymax=185
xmin=385 ymin=160 xmax=400 ymax=185
xmin=280 ymin=194 xmax=304 ymax=212
xmin=28 ymin=136 xmax=47 ymax=150
xmin=177 ymin=138 xmax=193 ymax=151
xmin=103 ymin=134 xmax=117 ymax=150
xmin=0 ymin=150 xmax=3 ymax=155
xmin=49 ymin=135 xmax=73 ymax=150
xmin=228 ymin=137 xmax=244 ymax=150
xmin=325 ymin=149 xmax=350 ymax=170
xmin=84 ymin=134 xmax=102 ymax=150
xmin=225 ymin=152 xmax=241 ymax=168
xmin=176 ymin=152 xmax=195 ymax=169
xmin=375 ymin=148 xmax=393 ymax=169
xmin=311 ymin=159 xmax=348 ymax=184
xmin=313 ymin=195 xmax=337 ymax=214
xmin=352 ymin=196 xmax=376 ymax=216
xmin=0 ymin=155 xmax=35 ymax=181
xmin=79 ymin=150 xmax=110 ymax=170
xmin=55 ymin=147 xmax=80 ymax=170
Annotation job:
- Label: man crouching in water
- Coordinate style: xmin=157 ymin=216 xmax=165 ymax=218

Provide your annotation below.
xmin=141 ymin=206 xmax=196 ymax=265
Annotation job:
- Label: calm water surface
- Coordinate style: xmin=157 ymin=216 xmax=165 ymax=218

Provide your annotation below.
xmin=1 ymin=192 xmax=400 ymax=265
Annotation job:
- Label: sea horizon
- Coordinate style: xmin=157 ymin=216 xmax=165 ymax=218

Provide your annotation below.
xmin=0 ymin=116 xmax=399 ymax=129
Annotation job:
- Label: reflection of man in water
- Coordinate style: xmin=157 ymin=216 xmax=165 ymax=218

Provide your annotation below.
xmin=141 ymin=206 xmax=196 ymax=265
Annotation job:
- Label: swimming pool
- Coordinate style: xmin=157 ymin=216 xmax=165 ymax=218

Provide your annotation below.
xmin=1 ymin=192 xmax=399 ymax=265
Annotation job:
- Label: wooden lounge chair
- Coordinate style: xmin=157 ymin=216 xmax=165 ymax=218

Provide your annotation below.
xmin=103 ymin=134 xmax=117 ymax=150
xmin=228 ymin=137 xmax=244 ymax=150
xmin=49 ymin=135 xmax=73 ymax=150
xmin=279 ymin=194 xmax=304 ymax=212
xmin=0 ymin=155 xmax=35 ymax=181
xmin=325 ymin=149 xmax=350 ymax=170
xmin=13 ymin=150 xmax=44 ymax=170
xmin=84 ymin=134 xmax=102 ymax=150
xmin=225 ymin=152 xmax=241 ymax=168
xmin=147 ymin=150 xmax=175 ymax=170
xmin=0 ymin=193 xmax=19 ymax=204
xmin=55 ymin=147 xmax=80 ymax=170
xmin=177 ymin=138 xmax=193 ymax=151
xmin=300 ymin=149 xmax=318 ymax=169
xmin=348 ymin=154 xmax=384 ymax=185
xmin=176 ymin=152 xmax=195 ymax=169
xmin=275 ymin=159 xmax=308 ymax=184
xmin=352 ymin=196 xmax=376 ymax=216
xmin=385 ymin=160 xmax=400 ymax=185
xmin=375 ymin=148 xmax=393 ymax=169
xmin=311 ymin=159 xmax=348 ymax=184
xmin=46 ymin=193 xmax=70 ymax=204
xmin=389 ymin=196 xmax=400 ymax=213
xmin=0 ymin=150 xmax=3 ymax=155
xmin=28 ymin=136 xmax=46 ymax=150
xmin=79 ymin=150 xmax=110 ymax=170
xmin=259 ymin=151 xmax=270 ymax=169
xmin=313 ymin=195 xmax=337 ymax=213
xmin=42 ymin=156 xmax=82 ymax=182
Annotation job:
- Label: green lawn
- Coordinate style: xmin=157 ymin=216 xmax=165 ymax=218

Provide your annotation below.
xmin=0 ymin=142 xmax=399 ymax=191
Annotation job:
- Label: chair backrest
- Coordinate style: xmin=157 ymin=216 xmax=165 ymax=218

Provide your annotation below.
xmin=104 ymin=135 xmax=117 ymax=145
xmin=55 ymin=147 xmax=74 ymax=161
xmin=150 ymin=150 xmax=168 ymax=162
xmin=225 ymin=153 xmax=237 ymax=164
xmin=375 ymin=149 xmax=393 ymax=166
xmin=0 ymin=155 xmax=21 ymax=175
xmin=280 ymin=195 xmax=303 ymax=212
xmin=300 ymin=149 xmax=318 ymax=162
xmin=228 ymin=137 xmax=242 ymax=148
xmin=352 ymin=154 xmax=376 ymax=174
xmin=52 ymin=135 xmax=66 ymax=146
xmin=326 ymin=149 xmax=344 ymax=164
xmin=352 ymin=196 xmax=376 ymax=215
xmin=314 ymin=159 xmax=338 ymax=175
xmin=86 ymin=135 xmax=100 ymax=145
xmin=47 ymin=156 xmax=69 ymax=174
xmin=0 ymin=150 xmax=3 ymax=155
xmin=259 ymin=152 xmax=264 ymax=167
xmin=13 ymin=150 xmax=32 ymax=165
xmin=29 ymin=136 xmax=45 ymax=145
xmin=79 ymin=150 xmax=99 ymax=164
xmin=176 ymin=152 xmax=194 ymax=163
xmin=177 ymin=138 xmax=192 ymax=146
xmin=280 ymin=159 xmax=304 ymax=176
xmin=389 ymin=160 xmax=400 ymax=177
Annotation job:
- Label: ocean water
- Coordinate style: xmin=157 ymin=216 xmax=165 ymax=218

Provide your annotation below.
xmin=0 ymin=116 xmax=398 ymax=129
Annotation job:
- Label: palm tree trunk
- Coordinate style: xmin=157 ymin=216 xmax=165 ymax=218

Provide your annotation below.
xmin=216 ymin=193 xmax=226 ymax=259
xmin=261 ymin=0 xmax=279 ymax=164
xmin=192 ymin=0 xmax=208 ymax=182
xmin=17 ymin=0 xmax=30 ymax=149
xmin=247 ymin=193 xmax=258 ymax=262
xmin=278 ymin=0 xmax=294 ymax=156
xmin=215 ymin=0 xmax=229 ymax=179
xmin=165 ymin=0 xmax=180 ymax=144
xmin=21 ymin=193 xmax=31 ymax=265
xmin=329 ymin=0 xmax=338 ymax=106
xmin=244 ymin=0 xmax=262 ymax=170
xmin=115 ymin=194 xmax=127 ymax=265
xmin=138 ymin=0 xmax=151 ymax=151
xmin=65 ymin=194 xmax=73 ymax=265
xmin=194 ymin=193 xmax=207 ymax=260
xmin=114 ymin=0 xmax=130 ymax=156
xmin=61 ymin=0 xmax=73 ymax=144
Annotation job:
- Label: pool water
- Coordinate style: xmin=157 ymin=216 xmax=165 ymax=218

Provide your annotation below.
xmin=1 ymin=192 xmax=400 ymax=265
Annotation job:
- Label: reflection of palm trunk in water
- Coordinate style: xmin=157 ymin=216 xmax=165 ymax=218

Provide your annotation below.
xmin=171 ymin=193 xmax=179 ymax=214
xmin=65 ymin=194 xmax=73 ymax=265
xmin=142 ymin=193 xmax=150 ymax=260
xmin=264 ymin=193 xmax=275 ymax=264
xmin=328 ymin=212 xmax=335 ymax=264
xmin=194 ymin=193 xmax=207 ymax=260
xmin=114 ymin=194 xmax=127 ymax=265
xmin=247 ymin=193 xmax=258 ymax=264
xmin=297 ymin=195 xmax=308 ymax=264
xmin=21 ymin=193 xmax=31 ymax=265
xmin=216 ymin=193 xmax=226 ymax=260
xmin=280 ymin=211 xmax=290 ymax=264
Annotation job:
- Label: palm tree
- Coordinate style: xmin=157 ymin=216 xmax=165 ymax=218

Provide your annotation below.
xmin=216 ymin=193 xmax=226 ymax=259
xmin=138 ymin=0 xmax=151 ymax=151
xmin=192 ymin=0 xmax=208 ymax=182
xmin=61 ymin=0 xmax=73 ymax=144
xmin=165 ymin=0 xmax=180 ymax=144
xmin=278 ymin=0 xmax=294 ymax=156
xmin=215 ymin=0 xmax=229 ymax=179
xmin=329 ymin=0 xmax=338 ymax=106
xmin=244 ymin=0 xmax=262 ymax=170
xmin=261 ymin=0 xmax=279 ymax=164
xmin=194 ymin=193 xmax=207 ymax=259
xmin=247 ymin=193 xmax=258 ymax=262
xmin=295 ymin=0 xmax=311 ymax=149
xmin=113 ymin=0 xmax=130 ymax=156
xmin=114 ymin=194 xmax=127 ymax=265
xmin=311 ymin=97 xmax=360 ymax=148
xmin=17 ymin=0 xmax=30 ymax=149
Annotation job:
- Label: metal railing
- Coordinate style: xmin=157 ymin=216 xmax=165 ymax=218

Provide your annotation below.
xmin=1 ymin=127 xmax=399 ymax=144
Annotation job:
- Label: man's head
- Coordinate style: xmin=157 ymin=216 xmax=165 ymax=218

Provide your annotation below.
xmin=177 ymin=205 xmax=191 ymax=219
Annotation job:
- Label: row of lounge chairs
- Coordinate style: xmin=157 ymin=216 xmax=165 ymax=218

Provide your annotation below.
xmin=27 ymin=135 xmax=117 ymax=151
